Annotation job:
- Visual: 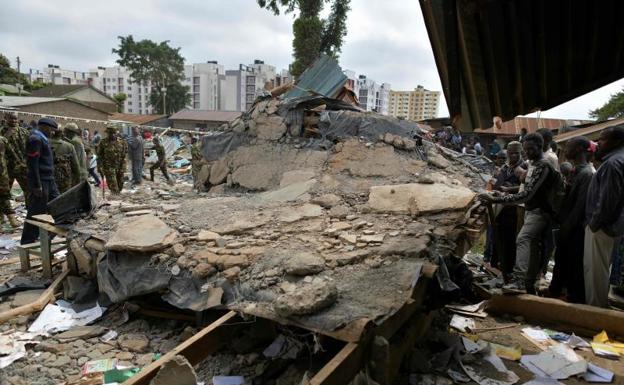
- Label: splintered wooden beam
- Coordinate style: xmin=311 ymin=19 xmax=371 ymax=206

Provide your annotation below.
xmin=309 ymin=342 xmax=365 ymax=385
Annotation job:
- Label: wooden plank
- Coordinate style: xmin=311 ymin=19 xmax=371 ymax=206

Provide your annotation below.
xmin=19 ymin=247 xmax=30 ymax=272
xmin=32 ymin=214 xmax=55 ymax=224
xmin=124 ymin=311 xmax=245 ymax=385
xmin=25 ymin=220 xmax=68 ymax=236
xmin=309 ymin=342 xmax=364 ymax=385
xmin=487 ymin=294 xmax=624 ymax=339
xmin=40 ymin=229 xmax=52 ymax=279
xmin=0 ymin=270 xmax=69 ymax=324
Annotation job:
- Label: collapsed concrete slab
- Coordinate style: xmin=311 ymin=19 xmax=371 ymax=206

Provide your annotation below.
xmin=367 ymin=183 xmax=476 ymax=214
xmin=106 ymin=214 xmax=178 ymax=252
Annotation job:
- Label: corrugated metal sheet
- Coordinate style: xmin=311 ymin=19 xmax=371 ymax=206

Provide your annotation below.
xmin=283 ymin=54 xmax=348 ymax=100
xmin=554 ymin=117 xmax=624 ymax=143
xmin=169 ymin=109 xmax=241 ymax=122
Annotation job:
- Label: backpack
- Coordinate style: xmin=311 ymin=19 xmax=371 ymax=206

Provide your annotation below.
xmin=545 ymin=162 xmax=566 ymax=217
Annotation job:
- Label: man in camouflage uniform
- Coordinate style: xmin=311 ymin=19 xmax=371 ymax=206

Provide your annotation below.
xmin=190 ymin=139 xmax=204 ymax=190
xmin=64 ymin=122 xmax=88 ymax=181
xmin=0 ymin=136 xmax=18 ymax=228
xmin=50 ymin=126 xmax=81 ymax=194
xmin=150 ymin=136 xmax=171 ymax=183
xmin=2 ymin=111 xmax=30 ymax=204
xmin=97 ymin=124 xmax=127 ymax=194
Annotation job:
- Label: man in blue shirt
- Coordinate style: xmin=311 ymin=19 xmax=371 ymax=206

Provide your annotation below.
xmin=20 ymin=118 xmax=60 ymax=245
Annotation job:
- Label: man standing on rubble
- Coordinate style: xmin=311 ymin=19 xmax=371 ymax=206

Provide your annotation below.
xmin=548 ymin=136 xmax=594 ymax=303
xmin=21 ymin=118 xmax=59 ymax=245
xmin=64 ymin=123 xmax=88 ymax=181
xmin=97 ymin=124 xmax=127 ymax=194
xmin=479 ymin=134 xmax=558 ymax=294
xmin=2 ymin=111 xmax=30 ymax=204
xmin=150 ymin=136 xmax=171 ymax=184
xmin=0 ymin=134 xmax=19 ymax=228
xmin=127 ymin=126 xmax=145 ymax=186
xmin=50 ymin=126 xmax=81 ymax=194
xmin=584 ymin=125 xmax=624 ymax=307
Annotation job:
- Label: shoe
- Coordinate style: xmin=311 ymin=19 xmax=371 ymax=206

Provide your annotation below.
xmin=7 ymin=214 xmax=19 ymax=228
xmin=502 ymin=281 xmax=527 ymax=295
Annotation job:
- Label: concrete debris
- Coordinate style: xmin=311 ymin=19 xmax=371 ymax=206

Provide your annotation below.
xmin=150 ymin=355 xmax=197 ymax=385
xmin=274 ymin=281 xmax=338 ymax=317
xmin=367 ymin=183 xmax=475 ymax=215
xmin=284 ymin=252 xmax=325 ymax=276
xmin=106 ymin=215 xmax=178 ymax=252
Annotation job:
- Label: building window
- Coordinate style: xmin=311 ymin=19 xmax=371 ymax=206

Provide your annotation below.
xmin=193 ymin=76 xmax=200 ymax=84
xmin=193 ymin=101 xmax=200 ymax=109
xmin=139 ymin=102 xmax=142 ymax=108
xmin=193 ymin=85 xmax=200 ymax=93
xmin=128 ymin=108 xmax=133 ymax=112
xmin=128 ymin=101 xmax=132 ymax=106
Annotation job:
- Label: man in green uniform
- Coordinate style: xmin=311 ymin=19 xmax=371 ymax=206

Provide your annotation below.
xmin=150 ymin=136 xmax=171 ymax=183
xmin=64 ymin=122 xmax=88 ymax=181
xmin=2 ymin=111 xmax=30 ymax=203
xmin=190 ymin=139 xmax=203 ymax=190
xmin=97 ymin=124 xmax=127 ymax=194
xmin=0 ymin=136 xmax=18 ymax=228
xmin=50 ymin=126 xmax=81 ymax=194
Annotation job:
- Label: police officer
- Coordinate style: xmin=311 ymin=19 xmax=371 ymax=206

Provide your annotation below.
xmin=50 ymin=126 xmax=81 ymax=194
xmin=150 ymin=136 xmax=171 ymax=184
xmin=2 ymin=111 xmax=30 ymax=203
xmin=97 ymin=124 xmax=127 ymax=194
xmin=64 ymin=122 xmax=88 ymax=181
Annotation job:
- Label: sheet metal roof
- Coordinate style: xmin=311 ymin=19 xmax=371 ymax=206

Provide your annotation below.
xmin=110 ymin=113 xmax=167 ymax=125
xmin=0 ymin=96 xmax=64 ymax=107
xmin=169 ymin=109 xmax=241 ymax=122
xmin=283 ymin=54 xmax=348 ymax=99
xmin=420 ymin=0 xmax=624 ymax=131
xmin=554 ymin=117 xmax=624 ymax=143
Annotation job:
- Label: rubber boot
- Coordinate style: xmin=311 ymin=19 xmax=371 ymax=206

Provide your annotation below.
xmin=7 ymin=214 xmax=19 ymax=228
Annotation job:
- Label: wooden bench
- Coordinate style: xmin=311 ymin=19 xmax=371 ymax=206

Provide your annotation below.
xmin=20 ymin=215 xmax=68 ymax=278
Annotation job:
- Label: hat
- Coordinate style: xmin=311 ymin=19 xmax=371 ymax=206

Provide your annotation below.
xmin=496 ymin=149 xmax=507 ymax=159
xmin=105 ymin=123 xmax=120 ymax=132
xmin=38 ymin=117 xmax=58 ymax=129
xmin=65 ymin=122 xmax=80 ymax=133
xmin=507 ymin=141 xmax=522 ymax=152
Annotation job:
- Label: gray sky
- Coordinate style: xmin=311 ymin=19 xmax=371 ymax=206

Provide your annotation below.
xmin=1 ymin=0 xmax=621 ymax=120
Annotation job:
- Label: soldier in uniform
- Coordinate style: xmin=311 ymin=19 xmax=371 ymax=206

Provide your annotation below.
xmin=190 ymin=139 xmax=204 ymax=190
xmin=150 ymin=136 xmax=171 ymax=183
xmin=0 ymin=136 xmax=19 ymax=228
xmin=2 ymin=111 xmax=30 ymax=204
xmin=97 ymin=124 xmax=127 ymax=194
xmin=64 ymin=123 xmax=88 ymax=181
xmin=50 ymin=126 xmax=81 ymax=194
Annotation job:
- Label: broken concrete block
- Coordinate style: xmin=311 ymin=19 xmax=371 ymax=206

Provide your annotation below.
xmin=69 ymin=239 xmax=94 ymax=276
xmin=161 ymin=204 xmax=181 ymax=213
xmin=221 ymin=254 xmax=249 ymax=269
xmin=259 ymin=179 xmax=316 ymax=203
xmin=324 ymin=249 xmax=370 ymax=266
xmin=209 ymin=159 xmax=229 ymax=185
xmin=222 ymin=266 xmax=241 ymax=281
xmin=197 ymin=230 xmax=221 ymax=241
xmin=197 ymin=164 xmax=211 ymax=187
xmin=360 ymin=234 xmax=385 ymax=243
xmin=118 ymin=333 xmax=150 ymax=353
xmin=125 ymin=209 xmax=153 ymax=217
xmin=169 ymin=243 xmax=186 ymax=258
xmin=149 ymin=355 xmax=197 ymax=385
xmin=106 ymin=215 xmax=178 ymax=252
xmin=274 ymin=281 xmax=338 ymax=317
xmin=379 ymin=235 xmax=430 ymax=257
xmin=328 ymin=222 xmax=352 ymax=232
xmin=367 ymin=183 xmax=475 ymax=214
xmin=311 ymin=193 xmax=342 ymax=208
xmin=328 ymin=204 xmax=350 ymax=218
xmin=256 ymin=115 xmax=287 ymax=140
xmin=339 ymin=233 xmax=358 ymax=244
xmin=277 ymin=203 xmax=323 ymax=223
xmin=279 ymin=169 xmax=316 ymax=188
xmin=192 ymin=263 xmax=216 ymax=279
xmin=284 ymin=252 xmax=325 ymax=276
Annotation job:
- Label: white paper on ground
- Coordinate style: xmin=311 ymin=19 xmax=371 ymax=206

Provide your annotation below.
xmin=521 ymin=328 xmax=551 ymax=342
xmin=0 ymin=343 xmax=26 ymax=369
xmin=0 ymin=330 xmax=38 ymax=369
xmin=100 ymin=330 xmax=118 ymax=342
xmin=461 ymin=353 xmax=519 ymax=385
xmin=28 ymin=301 xmax=105 ymax=334
xmin=520 ymin=344 xmax=587 ymax=380
xmin=462 ymin=337 xmax=485 ymax=354
xmin=584 ymin=362 xmax=614 ymax=383
xmin=213 ymin=376 xmax=245 ymax=385
xmin=565 ymin=334 xmax=590 ymax=349
xmin=450 ymin=315 xmax=475 ymax=333
xmin=521 ymin=377 xmax=564 ymax=385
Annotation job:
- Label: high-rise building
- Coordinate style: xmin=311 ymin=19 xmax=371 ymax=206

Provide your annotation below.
xmin=29 ymin=65 xmax=90 ymax=85
xmin=220 ymin=60 xmax=281 ymax=112
xmin=357 ymin=75 xmax=391 ymax=115
xmin=182 ymin=61 xmax=224 ymax=110
xmin=88 ymin=66 xmax=155 ymax=115
xmin=388 ymin=85 xmax=441 ymax=121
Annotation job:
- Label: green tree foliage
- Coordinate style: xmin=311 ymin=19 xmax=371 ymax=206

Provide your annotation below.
xmin=113 ymin=92 xmax=127 ymax=112
xmin=112 ymin=36 xmax=190 ymax=114
xmin=0 ymin=54 xmax=28 ymax=87
xmin=257 ymin=0 xmax=351 ymax=77
xmin=589 ymin=88 xmax=624 ymax=121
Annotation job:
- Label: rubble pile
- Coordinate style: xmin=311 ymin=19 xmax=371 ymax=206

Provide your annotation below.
xmin=66 ymin=95 xmax=487 ymax=335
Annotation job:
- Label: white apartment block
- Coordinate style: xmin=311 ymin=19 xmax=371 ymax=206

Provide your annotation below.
xmin=89 ymin=66 xmax=154 ymax=115
xmin=357 ymin=75 xmax=390 ymax=115
xmin=29 ymin=65 xmax=90 ymax=85
xmin=220 ymin=60 xmax=283 ymax=112
xmin=388 ymin=86 xmax=441 ymax=121
xmin=182 ymin=61 xmax=224 ymax=110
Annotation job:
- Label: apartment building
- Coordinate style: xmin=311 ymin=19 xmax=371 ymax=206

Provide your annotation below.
xmin=388 ymin=85 xmax=441 ymax=121
xmin=357 ymin=75 xmax=391 ymax=115
xmin=29 ymin=65 xmax=90 ymax=85
xmin=89 ymin=66 xmax=154 ymax=115
xmin=182 ymin=61 xmax=224 ymax=110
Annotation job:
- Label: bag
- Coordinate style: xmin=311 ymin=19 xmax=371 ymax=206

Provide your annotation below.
xmin=545 ymin=162 xmax=566 ymax=217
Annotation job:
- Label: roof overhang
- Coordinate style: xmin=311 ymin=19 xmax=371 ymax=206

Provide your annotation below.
xmin=420 ymin=0 xmax=624 ymax=131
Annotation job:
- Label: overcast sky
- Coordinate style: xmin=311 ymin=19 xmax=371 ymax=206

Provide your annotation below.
xmin=1 ymin=0 xmax=622 ymax=120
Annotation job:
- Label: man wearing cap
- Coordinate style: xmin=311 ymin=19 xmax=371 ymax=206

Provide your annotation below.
xmin=2 ymin=111 xmax=30 ymax=204
xmin=21 ymin=118 xmax=59 ymax=244
xmin=97 ymin=124 xmax=127 ymax=194
xmin=64 ymin=123 xmax=88 ymax=181
xmin=127 ymin=126 xmax=145 ymax=185
xmin=50 ymin=126 xmax=81 ymax=194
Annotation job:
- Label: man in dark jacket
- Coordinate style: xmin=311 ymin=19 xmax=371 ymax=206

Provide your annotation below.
xmin=21 ymin=118 xmax=60 ymax=245
xmin=479 ymin=134 xmax=556 ymax=294
xmin=549 ymin=136 xmax=594 ymax=303
xmin=584 ymin=125 xmax=624 ymax=307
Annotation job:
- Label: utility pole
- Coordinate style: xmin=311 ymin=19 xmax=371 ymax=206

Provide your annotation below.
xmin=16 ymin=56 xmax=22 ymax=96
xmin=162 ymin=86 xmax=167 ymax=115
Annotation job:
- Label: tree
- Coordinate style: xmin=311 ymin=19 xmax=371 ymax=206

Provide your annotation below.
xmin=113 ymin=92 xmax=127 ymax=112
xmin=112 ymin=36 xmax=190 ymax=114
xmin=0 ymin=54 xmax=29 ymax=88
xmin=257 ymin=0 xmax=351 ymax=77
xmin=589 ymin=88 xmax=624 ymax=121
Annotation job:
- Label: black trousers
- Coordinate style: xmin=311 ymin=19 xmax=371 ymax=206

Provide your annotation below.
xmin=492 ymin=206 xmax=519 ymax=282
xmin=21 ymin=179 xmax=60 ymax=245
xmin=550 ymin=226 xmax=586 ymax=303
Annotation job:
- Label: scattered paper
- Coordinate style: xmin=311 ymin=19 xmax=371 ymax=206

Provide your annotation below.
xmin=462 ymin=337 xmax=485 ymax=354
xmin=584 ymin=362 xmax=614 ymax=383
xmin=591 ymin=330 xmax=624 ymax=355
xmin=522 ymin=328 xmax=550 ymax=342
xmin=490 ymin=342 xmax=522 ymax=361
xmin=565 ymin=334 xmax=590 ymax=349
xmin=82 ymin=358 xmax=117 ymax=375
xmin=28 ymin=300 xmax=105 ymax=334
xmin=450 ymin=315 xmax=475 ymax=333
xmin=521 ymin=344 xmax=587 ymax=380
xmin=446 ymin=301 xmax=488 ymax=318
xmin=0 ymin=330 xmax=38 ymax=369
xmin=462 ymin=352 xmax=519 ymax=385
xmin=521 ymin=377 xmax=564 ymax=385
xmin=590 ymin=342 xmax=620 ymax=359
xmin=593 ymin=331 xmax=609 ymax=343
xmin=213 ymin=377 xmax=245 ymax=385
xmin=101 ymin=330 xmax=118 ymax=342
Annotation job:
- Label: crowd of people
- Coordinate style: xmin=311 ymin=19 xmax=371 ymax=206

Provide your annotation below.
xmin=477 ymin=125 xmax=624 ymax=308
xmin=0 ymin=112 xmax=172 ymax=246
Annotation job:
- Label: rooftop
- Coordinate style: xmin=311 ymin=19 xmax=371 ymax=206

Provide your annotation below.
xmin=0 ymin=96 xmax=64 ymax=107
xmin=169 ymin=109 xmax=241 ymax=122
xmin=31 ymin=84 xmax=88 ymax=97
xmin=109 ymin=112 xmax=167 ymax=125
